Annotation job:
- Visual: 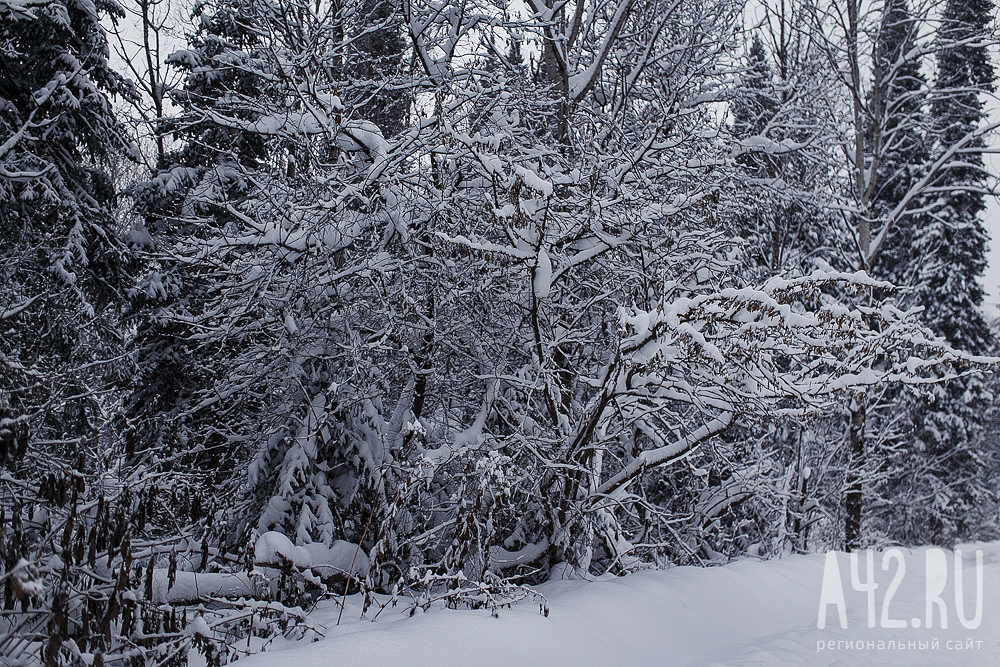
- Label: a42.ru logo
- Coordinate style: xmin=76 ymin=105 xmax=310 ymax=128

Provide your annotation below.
xmin=816 ymin=549 xmax=983 ymax=629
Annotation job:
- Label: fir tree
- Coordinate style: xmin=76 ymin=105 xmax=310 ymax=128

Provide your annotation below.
xmin=0 ymin=0 xmax=142 ymax=660
xmin=122 ymin=0 xmax=274 ymax=473
xmin=919 ymin=0 xmax=995 ymax=541
xmin=1 ymin=0 xmax=134 ymax=446
xmin=882 ymin=0 xmax=998 ymax=544
xmin=923 ymin=0 xmax=994 ymax=353
xmin=731 ymin=36 xmax=786 ymax=275
xmin=732 ymin=36 xmax=778 ymax=146
xmin=869 ymin=0 xmax=929 ymax=290
xmin=0 ymin=0 xmax=134 ymax=482
xmin=123 ymin=0 xmax=400 ymax=562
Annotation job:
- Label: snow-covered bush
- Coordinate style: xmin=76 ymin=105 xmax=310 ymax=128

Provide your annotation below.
xmin=120 ymin=0 xmax=995 ymax=597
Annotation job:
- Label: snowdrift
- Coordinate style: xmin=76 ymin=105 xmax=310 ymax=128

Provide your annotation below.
xmin=200 ymin=542 xmax=1000 ymax=666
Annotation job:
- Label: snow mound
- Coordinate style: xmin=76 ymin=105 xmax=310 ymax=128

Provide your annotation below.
xmin=254 ymin=532 xmax=369 ymax=577
xmin=303 ymin=540 xmax=370 ymax=577
xmin=255 ymin=531 xmax=312 ymax=569
xmin=151 ymin=570 xmax=254 ymax=604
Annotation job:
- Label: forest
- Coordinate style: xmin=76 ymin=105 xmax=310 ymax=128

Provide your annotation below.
xmin=1 ymin=0 xmax=999 ymax=661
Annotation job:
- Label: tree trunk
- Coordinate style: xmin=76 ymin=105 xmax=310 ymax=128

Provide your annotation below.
xmin=845 ymin=395 xmax=866 ymax=549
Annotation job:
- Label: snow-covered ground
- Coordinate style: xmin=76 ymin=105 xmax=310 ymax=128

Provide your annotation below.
xmin=201 ymin=542 xmax=1000 ymax=666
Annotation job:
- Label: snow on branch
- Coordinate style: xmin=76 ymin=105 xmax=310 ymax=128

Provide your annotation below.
xmin=584 ymin=270 xmax=997 ymax=498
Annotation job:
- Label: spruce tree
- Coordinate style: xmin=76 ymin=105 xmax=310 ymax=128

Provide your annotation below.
xmin=923 ymin=0 xmax=994 ymax=354
xmin=731 ymin=36 xmax=783 ymax=274
xmin=862 ymin=0 xmax=937 ymax=544
xmin=732 ymin=37 xmax=778 ymax=148
xmin=116 ymin=0 xmax=284 ymax=565
xmin=1 ymin=0 xmax=133 ymax=449
xmin=124 ymin=0 xmax=400 ymax=563
xmin=0 ymin=0 xmax=133 ymax=491
xmin=870 ymin=0 xmax=929 ymax=290
xmin=887 ymin=0 xmax=997 ymax=543
xmin=123 ymin=0 xmax=272 ymax=470
xmin=0 ymin=0 xmax=139 ymax=659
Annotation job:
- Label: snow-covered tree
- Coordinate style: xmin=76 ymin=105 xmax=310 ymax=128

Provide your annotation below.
xmin=799 ymin=0 xmax=999 ymax=548
xmin=888 ymin=0 xmax=998 ymax=543
xmin=116 ymin=0 xmax=996 ymax=594
xmin=0 ymin=0 xmax=158 ymax=662
xmin=0 ymin=0 xmax=134 ymax=452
